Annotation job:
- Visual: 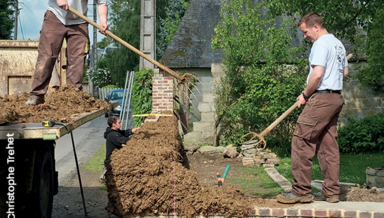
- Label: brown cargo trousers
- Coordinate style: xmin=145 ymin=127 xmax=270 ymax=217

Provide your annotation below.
xmin=31 ymin=10 xmax=89 ymax=99
xmin=291 ymin=93 xmax=344 ymax=198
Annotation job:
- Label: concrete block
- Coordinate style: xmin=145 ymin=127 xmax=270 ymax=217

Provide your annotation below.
xmin=193 ymin=122 xmax=214 ymax=132
xmin=183 ymin=132 xmax=203 ymax=146
xmin=201 ymin=131 xmax=214 ymax=142
xmin=211 ymin=63 xmax=225 ymax=78
xmin=198 ymin=146 xmax=224 ymax=153
xmin=242 ymin=157 xmax=254 ymax=166
xmin=201 ymin=112 xmax=216 ymax=122
xmin=198 ymin=102 xmax=213 ymax=112
xmin=203 ymin=93 xmax=215 ymax=103
xmin=266 ymin=158 xmax=280 ymax=164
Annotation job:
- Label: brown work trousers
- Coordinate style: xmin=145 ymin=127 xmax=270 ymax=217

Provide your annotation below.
xmin=31 ymin=10 xmax=89 ymax=99
xmin=291 ymin=93 xmax=344 ymax=198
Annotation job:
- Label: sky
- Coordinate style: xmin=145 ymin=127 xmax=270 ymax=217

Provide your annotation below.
xmin=14 ymin=0 xmax=106 ymax=46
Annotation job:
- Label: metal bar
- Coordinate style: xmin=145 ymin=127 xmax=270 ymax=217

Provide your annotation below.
xmin=120 ymin=71 xmax=130 ymax=121
xmin=70 ymin=131 xmax=87 ymax=217
xmin=124 ymin=72 xmax=135 ymax=130
xmin=174 ymin=98 xmax=200 ymax=121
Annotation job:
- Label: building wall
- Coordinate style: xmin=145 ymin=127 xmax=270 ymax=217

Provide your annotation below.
xmin=165 ymin=68 xmax=213 ymax=120
xmin=340 ymin=62 xmax=384 ymax=125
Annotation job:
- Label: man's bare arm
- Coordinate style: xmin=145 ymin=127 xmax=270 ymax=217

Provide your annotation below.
xmin=98 ymin=5 xmax=108 ymax=35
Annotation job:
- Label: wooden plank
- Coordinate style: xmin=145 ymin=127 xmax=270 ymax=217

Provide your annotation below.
xmin=264 ymin=167 xmax=292 ymax=192
xmin=0 ymin=102 xmax=118 ymax=140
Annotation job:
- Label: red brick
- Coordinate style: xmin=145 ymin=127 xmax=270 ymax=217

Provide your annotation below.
xmin=375 ymin=213 xmax=384 ymax=218
xmin=272 ymin=208 xmax=285 ymax=217
xmin=301 ymin=209 xmax=312 ymax=217
xmin=153 ymin=104 xmax=159 ymax=106
xmin=287 ymin=209 xmax=299 ymax=217
xmin=345 ymin=211 xmax=357 ymax=218
xmin=165 ymin=77 xmax=173 ymax=80
xmin=360 ymin=212 xmax=372 ymax=218
xmin=164 ymin=90 xmax=173 ymax=93
xmin=248 ymin=209 xmax=256 ymax=216
xmin=315 ymin=210 xmax=327 ymax=217
xmin=259 ymin=208 xmax=270 ymax=216
xmin=158 ymin=107 xmax=168 ymax=109
xmin=153 ymin=97 xmax=162 ymax=99
xmin=329 ymin=210 xmax=341 ymax=217
xmin=164 ymin=97 xmax=173 ymax=100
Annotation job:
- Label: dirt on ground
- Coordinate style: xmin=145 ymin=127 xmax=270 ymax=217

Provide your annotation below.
xmin=0 ymin=85 xmax=110 ymax=125
xmin=106 ymin=115 xmax=265 ymax=218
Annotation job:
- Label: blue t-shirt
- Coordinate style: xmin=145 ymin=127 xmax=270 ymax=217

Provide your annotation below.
xmin=307 ymin=34 xmax=348 ymax=90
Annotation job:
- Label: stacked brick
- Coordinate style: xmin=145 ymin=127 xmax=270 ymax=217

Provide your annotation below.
xmin=152 ymin=73 xmax=174 ymax=112
xmin=242 ymin=150 xmax=280 ymax=167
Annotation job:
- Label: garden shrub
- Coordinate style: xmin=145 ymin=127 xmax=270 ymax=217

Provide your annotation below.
xmin=132 ymin=69 xmax=153 ymax=127
xmin=338 ymin=113 xmax=384 ymax=153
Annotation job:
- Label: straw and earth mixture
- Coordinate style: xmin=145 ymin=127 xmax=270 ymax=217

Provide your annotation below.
xmin=0 ymin=85 xmax=110 ymax=125
xmin=106 ymin=115 xmax=256 ymax=218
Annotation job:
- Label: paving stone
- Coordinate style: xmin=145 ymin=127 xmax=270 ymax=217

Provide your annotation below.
xmin=259 ymin=208 xmax=271 ymax=216
xmin=375 ymin=213 xmax=384 ymax=218
xmin=301 ymin=209 xmax=313 ymax=217
xmin=272 ymin=208 xmax=285 ymax=217
xmin=198 ymin=146 xmax=224 ymax=153
xmin=314 ymin=210 xmax=327 ymax=217
xmin=286 ymin=209 xmax=299 ymax=217
xmin=344 ymin=211 xmax=357 ymax=218
xmin=360 ymin=212 xmax=372 ymax=218
xmin=329 ymin=210 xmax=341 ymax=217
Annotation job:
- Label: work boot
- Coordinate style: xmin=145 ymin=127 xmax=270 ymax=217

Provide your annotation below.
xmin=25 ymin=97 xmax=44 ymax=105
xmin=277 ymin=192 xmax=314 ymax=204
xmin=312 ymin=192 xmax=339 ymax=203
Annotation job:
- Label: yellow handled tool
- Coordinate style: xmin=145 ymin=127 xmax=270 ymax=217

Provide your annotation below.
xmin=42 ymin=119 xmax=55 ymax=127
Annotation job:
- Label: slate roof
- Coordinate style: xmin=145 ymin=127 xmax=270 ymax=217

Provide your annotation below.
xmin=160 ymin=0 xmax=357 ymax=69
xmin=159 ymin=0 xmax=225 ymax=68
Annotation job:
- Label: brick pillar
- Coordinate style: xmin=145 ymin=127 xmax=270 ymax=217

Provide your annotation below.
xmin=152 ymin=73 xmax=174 ymax=112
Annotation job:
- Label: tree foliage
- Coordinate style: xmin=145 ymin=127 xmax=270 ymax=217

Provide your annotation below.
xmin=267 ymin=0 xmax=384 ymax=92
xmin=157 ymin=0 xmax=190 ymax=59
xmin=0 ymin=0 xmax=15 ymax=39
xmin=212 ymin=0 xmax=308 ymax=149
xmin=99 ymin=0 xmax=178 ymax=86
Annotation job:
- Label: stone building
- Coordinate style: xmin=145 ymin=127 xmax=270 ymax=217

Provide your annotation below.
xmin=160 ymin=0 xmax=384 ymax=147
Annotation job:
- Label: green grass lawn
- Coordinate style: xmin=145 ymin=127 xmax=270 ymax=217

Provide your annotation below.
xmin=227 ymin=152 xmax=384 ymax=198
xmin=83 ymin=144 xmax=106 ymax=173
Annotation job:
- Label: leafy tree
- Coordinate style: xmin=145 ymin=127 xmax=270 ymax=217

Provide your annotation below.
xmin=0 ymin=0 xmax=15 ymax=39
xmin=157 ymin=0 xmax=190 ymax=59
xmin=267 ymin=0 xmax=384 ymax=92
xmin=99 ymin=0 xmax=174 ymax=87
xmin=212 ymin=0 xmax=308 ymax=150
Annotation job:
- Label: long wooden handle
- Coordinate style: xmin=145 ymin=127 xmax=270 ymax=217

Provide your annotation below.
xmin=68 ymin=7 xmax=181 ymax=80
xmin=259 ymin=101 xmax=298 ymax=137
xmin=259 ymin=53 xmax=353 ymax=138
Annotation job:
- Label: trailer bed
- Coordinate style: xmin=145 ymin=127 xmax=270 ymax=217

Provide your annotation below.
xmin=0 ymin=102 xmax=118 ymax=140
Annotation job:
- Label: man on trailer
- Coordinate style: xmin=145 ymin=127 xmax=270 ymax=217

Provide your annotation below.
xmin=26 ymin=0 xmax=109 ymax=105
